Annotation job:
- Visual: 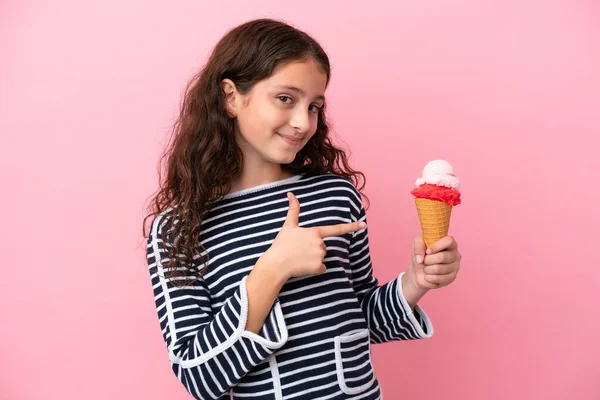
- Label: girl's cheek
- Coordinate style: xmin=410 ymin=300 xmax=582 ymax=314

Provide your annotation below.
xmin=269 ymin=108 xmax=291 ymax=126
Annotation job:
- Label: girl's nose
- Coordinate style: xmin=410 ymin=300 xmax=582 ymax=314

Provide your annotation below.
xmin=290 ymin=107 xmax=310 ymax=134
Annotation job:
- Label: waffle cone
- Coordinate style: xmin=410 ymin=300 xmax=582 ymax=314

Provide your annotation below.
xmin=415 ymin=198 xmax=453 ymax=248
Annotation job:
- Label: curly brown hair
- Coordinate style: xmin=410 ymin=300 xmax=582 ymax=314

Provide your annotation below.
xmin=143 ymin=18 xmax=368 ymax=286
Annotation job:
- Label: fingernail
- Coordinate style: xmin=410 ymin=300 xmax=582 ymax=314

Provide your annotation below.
xmin=415 ymin=255 xmax=422 ymax=264
xmin=426 ymin=248 xmax=432 ymax=255
xmin=358 ymin=222 xmax=366 ymax=228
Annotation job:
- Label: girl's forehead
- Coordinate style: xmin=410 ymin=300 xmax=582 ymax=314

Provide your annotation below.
xmin=264 ymin=60 xmax=327 ymax=96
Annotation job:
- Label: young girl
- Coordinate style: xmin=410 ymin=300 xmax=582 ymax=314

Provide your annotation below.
xmin=144 ymin=18 xmax=461 ymax=400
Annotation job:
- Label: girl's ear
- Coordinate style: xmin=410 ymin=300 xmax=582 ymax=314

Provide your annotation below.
xmin=221 ymin=79 xmax=238 ymax=118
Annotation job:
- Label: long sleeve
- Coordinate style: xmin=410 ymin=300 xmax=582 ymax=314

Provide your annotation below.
xmin=347 ymin=188 xmax=433 ymax=344
xmin=147 ymin=212 xmax=288 ymax=400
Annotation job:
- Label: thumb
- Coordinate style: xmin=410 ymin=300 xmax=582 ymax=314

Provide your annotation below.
xmin=282 ymin=192 xmax=300 ymax=228
xmin=413 ymin=235 xmax=426 ymax=266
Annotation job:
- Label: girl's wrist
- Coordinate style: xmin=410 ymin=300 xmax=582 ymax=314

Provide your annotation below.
xmin=255 ymin=250 xmax=290 ymax=286
xmin=401 ymin=268 xmax=429 ymax=310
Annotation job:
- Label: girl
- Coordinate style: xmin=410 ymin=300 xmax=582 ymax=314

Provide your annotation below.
xmin=144 ymin=18 xmax=461 ymax=400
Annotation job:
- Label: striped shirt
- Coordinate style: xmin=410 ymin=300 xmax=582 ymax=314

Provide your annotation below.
xmin=147 ymin=173 xmax=433 ymax=400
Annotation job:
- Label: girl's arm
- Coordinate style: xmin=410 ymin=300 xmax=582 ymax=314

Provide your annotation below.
xmin=245 ymin=255 xmax=288 ymax=333
xmin=147 ymin=213 xmax=288 ymax=400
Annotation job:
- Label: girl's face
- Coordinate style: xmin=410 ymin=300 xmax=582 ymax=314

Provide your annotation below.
xmin=223 ymin=59 xmax=327 ymax=168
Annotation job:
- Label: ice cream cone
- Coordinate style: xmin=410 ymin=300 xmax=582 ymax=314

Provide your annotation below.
xmin=415 ymin=198 xmax=452 ymax=248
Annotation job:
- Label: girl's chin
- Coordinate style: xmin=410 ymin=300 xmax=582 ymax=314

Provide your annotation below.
xmin=267 ymin=150 xmax=298 ymax=165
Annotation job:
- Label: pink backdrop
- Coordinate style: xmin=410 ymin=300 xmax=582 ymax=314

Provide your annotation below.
xmin=1 ymin=0 xmax=598 ymax=399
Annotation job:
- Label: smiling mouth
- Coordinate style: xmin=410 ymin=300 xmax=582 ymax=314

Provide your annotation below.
xmin=277 ymin=133 xmax=302 ymax=146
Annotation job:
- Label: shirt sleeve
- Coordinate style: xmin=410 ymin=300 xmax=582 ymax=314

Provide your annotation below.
xmin=147 ymin=212 xmax=288 ymax=400
xmin=347 ymin=187 xmax=434 ymax=343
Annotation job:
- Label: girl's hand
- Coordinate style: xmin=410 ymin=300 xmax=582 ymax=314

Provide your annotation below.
xmin=261 ymin=192 xmax=366 ymax=280
xmin=408 ymin=235 xmax=462 ymax=290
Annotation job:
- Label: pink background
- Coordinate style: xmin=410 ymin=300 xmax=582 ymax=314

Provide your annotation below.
xmin=1 ymin=0 xmax=598 ymax=399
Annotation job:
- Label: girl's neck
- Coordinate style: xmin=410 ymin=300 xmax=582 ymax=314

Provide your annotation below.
xmin=229 ymin=165 xmax=295 ymax=194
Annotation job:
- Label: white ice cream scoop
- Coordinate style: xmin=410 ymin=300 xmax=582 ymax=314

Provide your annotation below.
xmin=415 ymin=160 xmax=460 ymax=190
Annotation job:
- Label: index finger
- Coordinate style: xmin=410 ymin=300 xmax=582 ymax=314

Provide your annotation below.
xmin=426 ymin=236 xmax=457 ymax=254
xmin=316 ymin=221 xmax=367 ymax=238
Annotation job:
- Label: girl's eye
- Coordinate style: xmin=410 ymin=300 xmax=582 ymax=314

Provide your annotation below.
xmin=309 ymin=104 xmax=322 ymax=114
xmin=277 ymin=95 xmax=293 ymax=104
xmin=277 ymin=95 xmax=322 ymax=113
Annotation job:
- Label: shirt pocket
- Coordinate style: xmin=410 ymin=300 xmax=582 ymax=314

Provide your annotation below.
xmin=334 ymin=328 xmax=376 ymax=395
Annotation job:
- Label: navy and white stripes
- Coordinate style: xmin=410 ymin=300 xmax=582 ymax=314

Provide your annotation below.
xmin=147 ymin=173 xmax=433 ymax=400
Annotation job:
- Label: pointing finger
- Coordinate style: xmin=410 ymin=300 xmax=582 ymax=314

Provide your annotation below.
xmin=316 ymin=221 xmax=366 ymax=238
